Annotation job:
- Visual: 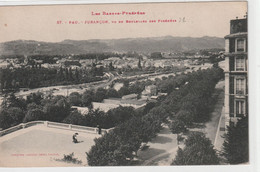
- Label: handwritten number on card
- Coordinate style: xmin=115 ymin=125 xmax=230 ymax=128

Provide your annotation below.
xmin=179 ymin=17 xmax=186 ymax=22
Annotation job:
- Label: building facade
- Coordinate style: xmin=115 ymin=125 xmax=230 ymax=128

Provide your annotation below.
xmin=224 ymin=17 xmax=248 ymax=128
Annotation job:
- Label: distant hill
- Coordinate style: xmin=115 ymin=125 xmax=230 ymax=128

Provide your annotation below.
xmin=0 ymin=36 xmax=224 ymax=56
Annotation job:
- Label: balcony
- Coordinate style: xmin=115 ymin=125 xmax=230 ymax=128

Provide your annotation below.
xmin=236 ymin=90 xmax=245 ymax=95
xmin=236 ymin=113 xmax=245 ymax=118
xmin=236 ymin=67 xmax=245 ymax=71
xmin=224 ymin=52 xmax=247 ymax=56
xmin=230 ymin=70 xmax=247 ymax=74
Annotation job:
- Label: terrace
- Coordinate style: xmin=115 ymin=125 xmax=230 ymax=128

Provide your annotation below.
xmin=0 ymin=121 xmax=112 ymax=167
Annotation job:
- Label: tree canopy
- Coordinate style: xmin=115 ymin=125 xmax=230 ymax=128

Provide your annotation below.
xmin=222 ymin=116 xmax=249 ymax=164
xmin=172 ymin=132 xmax=219 ymax=165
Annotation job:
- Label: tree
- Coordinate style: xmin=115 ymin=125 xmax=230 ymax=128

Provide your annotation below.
xmin=122 ymin=80 xmax=130 ymax=88
xmin=0 ymin=107 xmax=25 ymax=129
xmin=23 ymin=108 xmax=45 ymax=122
xmin=43 ymin=96 xmax=71 ymax=122
xmin=2 ymin=93 xmax=27 ymax=111
xmin=0 ymin=109 xmax=13 ymax=129
xmin=222 ymin=116 xmax=249 ymax=164
xmin=65 ymin=68 xmax=69 ymax=80
xmin=68 ymin=67 xmax=73 ymax=81
xmin=63 ymin=111 xmax=87 ymax=126
xmin=93 ymin=88 xmax=107 ymax=102
xmin=143 ymin=101 xmax=157 ymax=115
xmin=172 ymin=132 xmax=219 ymax=165
xmin=26 ymin=92 xmax=44 ymax=105
xmin=87 ymin=131 xmax=133 ymax=166
xmin=138 ymin=116 xmax=159 ymax=143
xmin=85 ymin=109 xmax=106 ymax=128
xmin=118 ymin=86 xmax=130 ymax=97
xmin=114 ymin=119 xmax=142 ymax=156
xmin=209 ymin=54 xmax=218 ymax=64
xmin=138 ymin=58 xmax=142 ymax=69
xmin=169 ymin=119 xmax=187 ymax=134
xmin=150 ymin=52 xmax=163 ymax=59
xmin=109 ymin=62 xmax=115 ymax=71
xmin=106 ymin=88 xmax=119 ymax=98
xmin=105 ymin=106 xmax=136 ymax=128
xmin=82 ymin=90 xmax=93 ymax=107
xmin=68 ymin=92 xmax=82 ymax=106
xmin=128 ymin=82 xmax=144 ymax=95
xmin=176 ymin=110 xmax=194 ymax=126
xmin=75 ymin=68 xmax=79 ymax=81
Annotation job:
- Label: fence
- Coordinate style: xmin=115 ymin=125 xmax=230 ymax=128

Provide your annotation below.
xmin=0 ymin=121 xmax=114 ymax=137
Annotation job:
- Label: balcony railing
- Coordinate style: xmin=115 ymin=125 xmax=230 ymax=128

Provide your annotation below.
xmin=0 ymin=121 xmax=114 ymax=137
xmin=236 ymin=90 xmax=245 ymax=95
xmin=236 ymin=113 xmax=245 ymax=118
xmin=235 ymin=67 xmax=246 ymax=71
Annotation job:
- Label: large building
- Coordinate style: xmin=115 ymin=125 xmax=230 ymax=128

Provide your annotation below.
xmin=224 ymin=16 xmax=248 ymax=128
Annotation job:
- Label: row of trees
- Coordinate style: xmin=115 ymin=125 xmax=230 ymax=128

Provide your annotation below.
xmin=167 ymin=67 xmax=224 ymax=134
xmin=0 ymin=93 xmax=71 ymax=129
xmin=68 ymin=88 xmax=120 ymax=107
xmin=0 ymin=64 xmax=104 ymax=91
xmin=86 ymin=66 xmax=224 ymax=166
xmin=168 ymin=67 xmax=248 ymax=165
xmin=167 ymin=67 xmax=224 ymax=165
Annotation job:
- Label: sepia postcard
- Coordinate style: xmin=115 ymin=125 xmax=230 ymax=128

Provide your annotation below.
xmin=0 ymin=1 xmax=252 ymax=169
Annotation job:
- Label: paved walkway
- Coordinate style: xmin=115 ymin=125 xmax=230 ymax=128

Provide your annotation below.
xmin=204 ymin=80 xmax=225 ymax=144
xmin=137 ymin=125 xmax=180 ymax=166
xmin=214 ymin=107 xmax=226 ymax=152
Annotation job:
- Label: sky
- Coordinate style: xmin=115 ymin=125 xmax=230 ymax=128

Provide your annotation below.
xmin=0 ymin=1 xmax=247 ymax=43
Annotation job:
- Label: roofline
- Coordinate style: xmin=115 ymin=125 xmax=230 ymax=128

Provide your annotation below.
xmin=224 ymin=32 xmax=247 ymax=39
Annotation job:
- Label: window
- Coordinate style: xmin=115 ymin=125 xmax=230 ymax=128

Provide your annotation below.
xmin=235 ymin=78 xmax=245 ymax=94
xmin=236 ymin=100 xmax=245 ymax=116
xmin=237 ymin=39 xmax=245 ymax=52
xmin=235 ymin=57 xmax=245 ymax=71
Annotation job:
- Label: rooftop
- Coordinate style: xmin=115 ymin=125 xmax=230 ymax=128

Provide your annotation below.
xmin=121 ymin=94 xmax=138 ymax=100
xmin=120 ymin=99 xmax=147 ymax=106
